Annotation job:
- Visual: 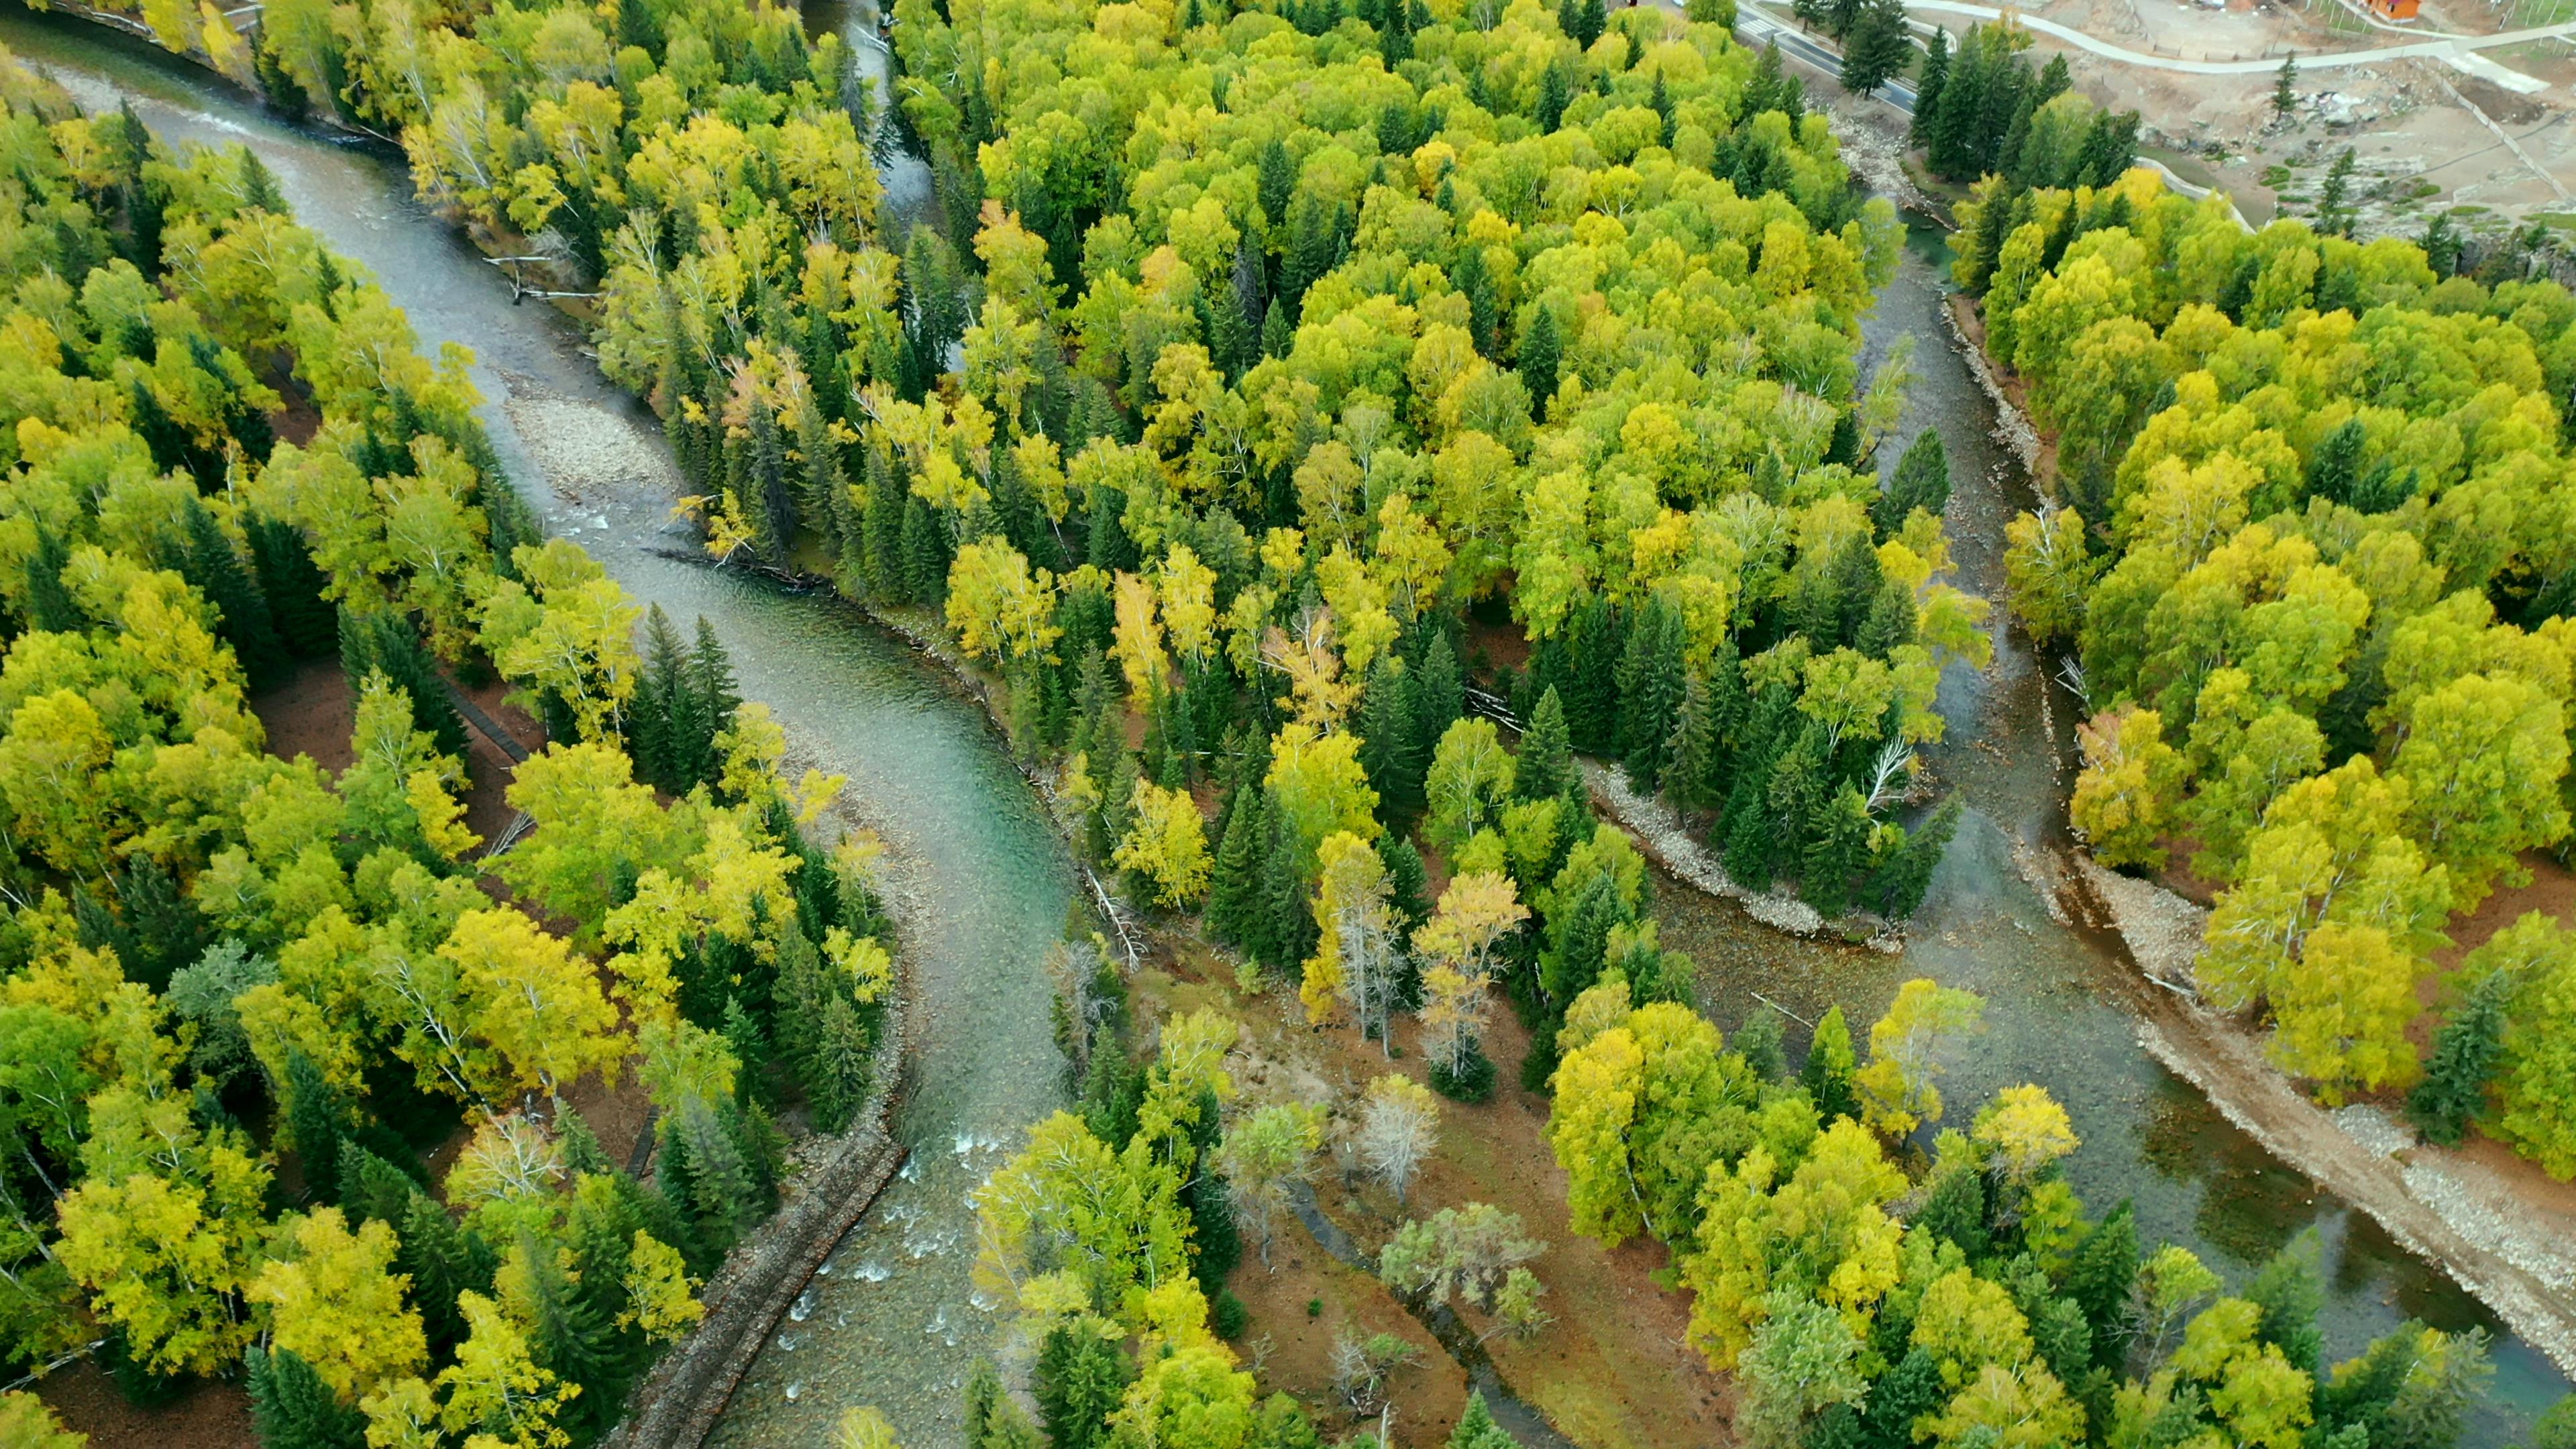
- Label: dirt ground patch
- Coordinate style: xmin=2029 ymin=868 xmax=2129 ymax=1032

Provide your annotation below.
xmin=249 ymin=656 xmax=357 ymax=771
xmin=1132 ymin=928 xmax=1733 ymax=1449
xmin=35 ymin=1362 xmax=252 ymax=1449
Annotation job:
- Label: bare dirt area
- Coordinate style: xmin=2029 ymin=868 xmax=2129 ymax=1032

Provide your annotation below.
xmin=2004 ymin=0 xmax=2576 ymax=235
xmin=1129 ymin=932 xmax=1733 ymax=1449
xmin=248 ymin=656 xmax=357 ymax=771
xmin=35 ymin=1363 xmax=252 ymax=1449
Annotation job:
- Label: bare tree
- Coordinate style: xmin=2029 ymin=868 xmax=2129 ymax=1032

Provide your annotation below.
xmin=1356 ymin=1073 xmax=1441 ymax=1206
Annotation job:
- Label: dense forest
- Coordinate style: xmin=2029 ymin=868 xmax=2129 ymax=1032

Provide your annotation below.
xmin=1976 ymin=158 xmax=2576 ymax=1166
xmin=15 ymin=0 xmax=2576 ymax=1434
xmin=0 ymin=46 xmax=894 ymax=1446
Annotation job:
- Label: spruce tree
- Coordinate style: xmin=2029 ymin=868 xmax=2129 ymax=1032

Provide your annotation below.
xmin=184 ymin=501 xmax=288 ymax=686
xmin=1515 ymin=686 xmax=1577 ymax=803
xmin=2408 ymin=969 xmax=2508 ymax=1146
xmin=1258 ymin=808 xmax=1314 ymax=971
xmin=901 ymin=494 xmax=949 ymax=602
xmin=1450 ymin=1391 xmax=1523 ymax=1449
xmin=1564 ymin=598 xmax=1623 ymax=753
xmin=1666 ymin=670 xmax=1720 ymax=814
xmin=1411 ymin=631 xmax=1465 ymax=765
xmin=284 ymin=1051 xmax=346 ymax=1199
xmin=1614 ymin=601 xmax=1687 ymax=792
xmin=1866 ymin=797 xmax=1960 ymax=920
xmin=517 ymin=1230 xmax=627 ymax=1434
xmin=1517 ymin=303 xmax=1561 ymax=413
xmin=399 ymin=1190 xmax=495 ymax=1352
xmin=1801 ymin=786 xmax=1874 ymax=918
xmin=2245 ymin=1231 xmax=2326 ymax=1379
xmin=1358 ymin=658 xmax=1424 ymax=825
xmin=336 ymin=1145 xmax=421 ymax=1228
xmin=1572 ymin=0 xmax=1605 ymax=46
xmin=1207 ymin=780 xmax=1268 ymax=949
xmin=246 ymin=1344 xmax=366 ymax=1449
xmin=811 ymin=991 xmax=875 ymax=1132
xmin=2061 ymin=1199 xmax=2140 ymax=1369
xmin=339 ymin=610 xmax=470 ymax=759
xmin=1034 ymin=1320 xmax=1128 ymax=1449
xmin=1910 ymin=28 xmax=1951 ymax=147
xmin=23 ymin=526 xmax=84 ymax=635
xmin=689 ymin=616 xmax=741 ymax=768
xmin=634 ymin=604 xmax=690 ymax=790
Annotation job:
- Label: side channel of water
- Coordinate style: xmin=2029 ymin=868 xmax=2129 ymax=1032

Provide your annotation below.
xmin=3 ymin=8 xmax=2565 ymax=1439
xmin=1649 ymin=217 xmax=2569 ymax=1443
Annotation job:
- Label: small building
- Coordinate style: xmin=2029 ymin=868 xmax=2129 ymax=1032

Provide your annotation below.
xmin=2367 ymin=0 xmax=2419 ymax=21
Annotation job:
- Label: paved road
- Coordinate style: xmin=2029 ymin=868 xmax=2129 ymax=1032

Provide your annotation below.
xmin=1732 ymin=4 xmax=1921 ymax=111
xmin=1900 ymin=0 xmax=2576 ymax=73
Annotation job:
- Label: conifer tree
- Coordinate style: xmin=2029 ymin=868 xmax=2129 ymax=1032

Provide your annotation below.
xmin=1801 ymin=786 xmax=1875 ymax=918
xmin=811 ymin=992 xmax=875 ymax=1132
xmin=1412 ymin=631 xmax=1465 ymax=765
xmin=1615 ymin=601 xmax=1688 ymax=792
xmin=2408 ymin=969 xmax=2508 ymax=1146
xmin=515 ymin=1231 xmax=626 ymax=1434
xmin=1865 ymin=798 xmax=1960 ymax=920
xmin=1911 ymin=28 xmax=1951 ymax=147
xmin=285 ymin=1051 xmax=347 ymax=1199
xmin=184 ymin=501 xmax=288 ymax=686
xmin=1450 ymin=1391 xmax=1523 ymax=1448
xmin=398 ymin=1191 xmax=495 ymax=1353
xmin=1034 ymin=1320 xmax=1128 ymax=1449
xmin=23 ymin=526 xmax=83 ymax=635
xmin=1208 ymin=780 xmax=1268 ymax=949
xmin=1516 ymin=686 xmax=1576 ymax=803
xmin=246 ymin=1344 xmax=366 ymax=1449
xmin=1358 ymin=658 xmax=1424 ymax=825
xmin=634 ymin=604 xmax=692 ymax=790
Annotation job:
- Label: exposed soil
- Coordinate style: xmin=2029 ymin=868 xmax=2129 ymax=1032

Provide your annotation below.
xmin=248 ymin=656 xmax=357 ymax=771
xmin=35 ymin=1363 xmax=252 ymax=1449
xmin=1130 ymin=930 xmax=1733 ymax=1449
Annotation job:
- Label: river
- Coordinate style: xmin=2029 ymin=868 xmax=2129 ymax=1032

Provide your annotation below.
xmin=0 ymin=7 xmax=2562 ymax=1442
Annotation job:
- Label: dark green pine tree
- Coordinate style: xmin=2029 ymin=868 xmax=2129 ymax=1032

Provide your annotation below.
xmin=246 ymin=1344 xmax=366 ymax=1449
xmin=1564 ymin=598 xmax=1623 ymax=753
xmin=1649 ymin=70 xmax=1674 ymax=146
xmin=688 ymin=615 xmax=741 ymax=778
xmin=1356 ymin=657 xmax=1424 ymax=826
xmin=1865 ymin=797 xmax=1960 ymax=920
xmin=1539 ymin=869 xmax=1627 ymax=1007
xmin=633 ymin=604 xmax=691 ymax=790
xmin=1614 ymin=600 xmax=1688 ymax=792
xmin=2306 ymin=417 xmax=2369 ymax=506
xmin=1034 ymin=1318 xmax=1130 ymax=1449
xmin=284 ymin=1051 xmax=346 ymax=1199
xmin=183 ymin=501 xmax=288 ymax=687
xmin=516 ymin=1228 xmax=628 ymax=1434
xmin=1721 ymin=756 xmax=1781 ymax=889
xmin=1454 ymin=244 xmax=1500 ymax=360
xmin=2407 ymin=968 xmax=2510 ymax=1146
xmin=1664 ymin=669 xmax=1721 ymax=813
xmin=398 ymin=1190 xmax=496 ymax=1354
xmin=2061 ymin=1199 xmax=2141 ymax=1371
xmin=1924 ymin=28 xmax=1989 ymax=178
xmin=1572 ymin=0 xmax=1605 ymax=46
xmin=861 ymin=447 xmax=907 ymax=597
xmin=1801 ymin=785 xmax=1875 ymax=918
xmin=1257 ymin=140 xmax=1296 ymax=233
xmin=1259 ymin=808 xmax=1316 ymax=971
xmin=339 ymin=609 xmax=470 ymax=759
xmin=810 ymin=991 xmax=875 ymax=1132
xmin=1996 ymin=54 xmax=2068 ymax=182
xmin=1762 ymin=730 xmax=1829 ymax=869
xmin=336 ymin=1144 xmax=421 ymax=1228
xmin=23 ymin=525 xmax=85 ymax=635
xmin=2245 ymin=1231 xmax=2326 ymax=1381
xmin=1450 ymin=1391 xmax=1523 ymax=1448
xmin=1910 ymin=28 xmax=1951 ymax=147
xmin=1260 ymin=299 xmax=1293 ymax=360
xmin=1515 ymin=686 xmax=1578 ymax=803
xmin=1839 ymin=0 xmax=1913 ymax=97
xmin=1382 ymin=833 xmax=1430 ymax=934
xmin=1855 ymin=576 xmax=1919 ymax=658
xmin=1517 ymin=303 xmax=1561 ymax=414
xmin=1856 ymin=1348 xmax=1944 ymax=1449
xmin=1535 ymin=58 xmax=1572 ymax=133
xmin=1206 ymin=781 xmax=1269 ymax=951
xmin=1411 ymin=631 xmax=1465 ymax=767
xmin=901 ymin=495 xmax=950 ymax=603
